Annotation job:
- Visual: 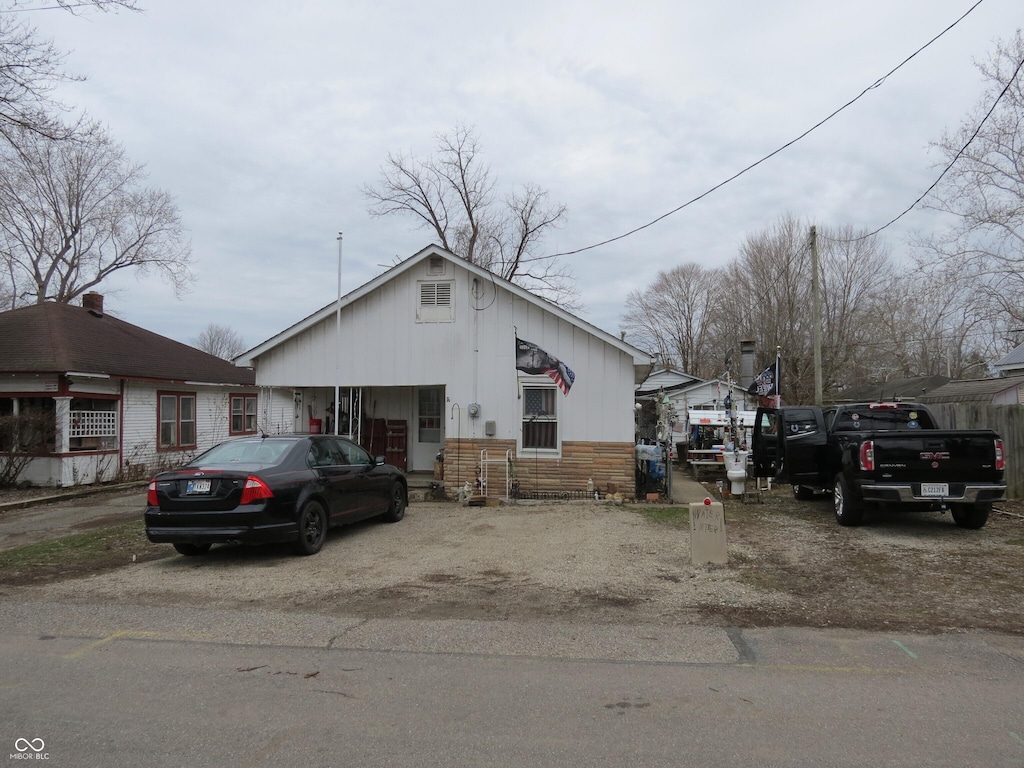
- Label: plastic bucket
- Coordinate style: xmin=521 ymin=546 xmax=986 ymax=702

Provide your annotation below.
xmin=309 ymin=419 xmax=322 ymax=434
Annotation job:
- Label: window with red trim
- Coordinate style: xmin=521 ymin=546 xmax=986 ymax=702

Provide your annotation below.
xmin=230 ymin=394 xmax=258 ymax=435
xmin=159 ymin=392 xmax=196 ymax=450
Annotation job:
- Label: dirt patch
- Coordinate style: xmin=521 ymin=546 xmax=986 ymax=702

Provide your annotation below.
xmin=2 ymin=486 xmax=1022 ymax=633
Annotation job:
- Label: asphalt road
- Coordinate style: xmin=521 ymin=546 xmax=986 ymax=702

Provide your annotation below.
xmin=1 ymin=598 xmax=1023 ymax=767
xmin=2 ymin=484 xmax=1023 ymax=766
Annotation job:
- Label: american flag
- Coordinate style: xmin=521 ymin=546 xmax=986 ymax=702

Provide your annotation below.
xmin=515 ymin=337 xmax=576 ymax=395
xmin=547 ymin=361 xmax=576 ymax=395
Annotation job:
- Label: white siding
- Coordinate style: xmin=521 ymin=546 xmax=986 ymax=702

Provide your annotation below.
xmin=251 ymin=258 xmax=639 ymax=450
xmin=120 ymin=381 xmax=254 ymax=475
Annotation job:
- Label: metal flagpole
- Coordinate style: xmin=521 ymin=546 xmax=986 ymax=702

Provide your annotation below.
xmin=334 ymin=232 xmax=343 ymax=436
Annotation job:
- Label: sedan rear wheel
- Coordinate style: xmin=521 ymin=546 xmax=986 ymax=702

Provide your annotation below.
xmin=173 ymin=542 xmax=212 ymax=556
xmin=381 ymin=482 xmax=407 ymax=523
xmin=292 ymin=500 xmax=327 ymax=556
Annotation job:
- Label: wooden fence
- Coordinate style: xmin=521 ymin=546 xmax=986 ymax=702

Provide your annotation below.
xmin=929 ymin=403 xmax=1022 ymax=499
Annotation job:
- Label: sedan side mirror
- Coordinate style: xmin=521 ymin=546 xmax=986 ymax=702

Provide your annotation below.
xmin=375 ymin=456 xmax=386 ymax=466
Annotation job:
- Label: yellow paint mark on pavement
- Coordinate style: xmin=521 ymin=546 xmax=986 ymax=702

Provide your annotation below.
xmin=62 ymin=630 xmax=154 ymax=660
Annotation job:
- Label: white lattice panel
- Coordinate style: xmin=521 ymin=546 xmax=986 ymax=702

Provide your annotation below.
xmin=70 ymin=410 xmax=118 ymax=438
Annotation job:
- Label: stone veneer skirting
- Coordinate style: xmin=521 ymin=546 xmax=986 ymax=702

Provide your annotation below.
xmin=439 ymin=438 xmax=636 ymax=499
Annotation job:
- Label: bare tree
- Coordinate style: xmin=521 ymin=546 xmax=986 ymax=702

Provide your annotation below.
xmin=192 ymin=323 xmax=246 ymax=360
xmin=708 ymin=215 xmax=897 ymax=403
xmin=0 ymin=0 xmax=141 ymax=143
xmin=363 ymin=124 xmax=577 ymax=306
xmin=0 ymin=120 xmax=192 ymax=306
xmin=922 ymin=30 xmax=1024 ymax=338
xmin=621 ymin=262 xmax=723 ymax=377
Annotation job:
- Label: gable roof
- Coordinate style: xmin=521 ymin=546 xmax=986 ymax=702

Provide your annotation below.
xmin=635 ymin=368 xmax=704 ymax=397
xmin=238 ymin=244 xmax=654 ymax=368
xmin=833 ymin=375 xmax=951 ymax=403
xmin=917 ymin=375 xmax=1024 ymax=403
xmin=0 ymin=301 xmax=255 ymax=385
xmin=995 ymin=342 xmax=1024 ymax=371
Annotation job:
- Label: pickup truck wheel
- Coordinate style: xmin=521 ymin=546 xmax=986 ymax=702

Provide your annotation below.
xmin=793 ymin=484 xmax=814 ymax=500
xmin=951 ymin=503 xmax=990 ymax=530
xmin=833 ymin=474 xmax=865 ymax=526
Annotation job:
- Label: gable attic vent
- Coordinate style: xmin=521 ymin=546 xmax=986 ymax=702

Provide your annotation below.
xmin=427 ymin=255 xmax=445 ymax=275
xmin=417 ymin=280 xmax=454 ymax=322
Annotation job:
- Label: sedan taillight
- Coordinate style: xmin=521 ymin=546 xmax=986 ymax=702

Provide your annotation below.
xmin=859 ymin=440 xmax=875 ymax=472
xmin=995 ymin=439 xmax=1005 ymax=472
xmin=147 ymin=480 xmax=158 ymax=506
xmin=240 ymin=475 xmax=274 ymax=505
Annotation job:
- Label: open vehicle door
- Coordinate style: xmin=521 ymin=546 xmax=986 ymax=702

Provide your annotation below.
xmin=752 ymin=406 xmax=828 ymax=486
xmin=751 ymin=407 xmax=781 ymax=479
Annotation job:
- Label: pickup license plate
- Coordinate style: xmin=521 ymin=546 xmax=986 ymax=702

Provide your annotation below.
xmin=185 ymin=479 xmax=212 ymax=495
xmin=920 ymin=483 xmax=948 ymax=497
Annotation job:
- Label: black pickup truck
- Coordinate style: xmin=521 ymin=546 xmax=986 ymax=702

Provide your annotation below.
xmin=751 ymin=402 xmax=1006 ymax=528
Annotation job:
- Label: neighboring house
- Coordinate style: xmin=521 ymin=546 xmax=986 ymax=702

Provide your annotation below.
xmin=995 ymin=343 xmax=1024 ymax=376
xmin=0 ymin=293 xmax=257 ymax=487
xmin=635 ymin=359 xmax=760 ymax=448
xmin=235 ymin=245 xmax=654 ymax=498
xmin=832 ymin=375 xmax=951 ymax=403
xmin=917 ymin=375 xmax=1024 ymax=405
xmin=659 ymin=378 xmax=757 ymax=450
xmin=634 ymin=366 xmax=702 ymax=397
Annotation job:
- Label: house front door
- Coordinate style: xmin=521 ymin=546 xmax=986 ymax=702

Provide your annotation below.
xmin=412 ymin=386 xmax=443 ymax=472
xmin=385 ymin=420 xmax=408 ymax=471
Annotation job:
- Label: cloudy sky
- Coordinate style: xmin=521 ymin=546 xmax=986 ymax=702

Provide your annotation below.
xmin=23 ymin=0 xmax=1021 ymax=351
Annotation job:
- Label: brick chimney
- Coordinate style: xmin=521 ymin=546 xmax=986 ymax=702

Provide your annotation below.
xmin=82 ymin=291 xmax=104 ymax=316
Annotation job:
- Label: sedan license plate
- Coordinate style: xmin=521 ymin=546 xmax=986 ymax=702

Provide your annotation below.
xmin=185 ymin=479 xmax=212 ymax=495
xmin=920 ymin=483 xmax=948 ymax=498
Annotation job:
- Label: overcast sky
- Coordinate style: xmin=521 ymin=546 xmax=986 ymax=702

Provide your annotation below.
xmin=23 ymin=0 xmax=1022 ymax=352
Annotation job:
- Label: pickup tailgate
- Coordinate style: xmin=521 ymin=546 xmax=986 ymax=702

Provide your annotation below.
xmin=867 ymin=430 xmax=1003 ymax=499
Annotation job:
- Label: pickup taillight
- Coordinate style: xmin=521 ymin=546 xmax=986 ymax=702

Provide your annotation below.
xmin=859 ymin=440 xmax=875 ymax=472
xmin=995 ymin=439 xmax=1005 ymax=471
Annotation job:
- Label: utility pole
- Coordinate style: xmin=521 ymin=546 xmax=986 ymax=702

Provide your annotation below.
xmin=810 ymin=226 xmax=823 ymax=405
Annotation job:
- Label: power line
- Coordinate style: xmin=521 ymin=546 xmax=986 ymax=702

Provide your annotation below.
xmin=542 ymin=0 xmax=986 ymax=261
xmin=827 ymin=50 xmax=1024 ymax=243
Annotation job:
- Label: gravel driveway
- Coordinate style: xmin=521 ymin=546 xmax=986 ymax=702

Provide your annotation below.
xmin=6 ymin=485 xmax=1023 ymax=634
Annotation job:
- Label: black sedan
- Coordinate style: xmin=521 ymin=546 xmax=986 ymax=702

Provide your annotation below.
xmin=145 ymin=434 xmax=407 ymax=556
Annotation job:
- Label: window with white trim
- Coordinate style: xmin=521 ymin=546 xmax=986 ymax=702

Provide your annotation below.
xmin=159 ymin=392 xmax=196 ymax=450
xmin=522 ymin=386 xmax=557 ymax=450
xmin=230 ymin=394 xmax=258 ymax=435
xmin=417 ymin=280 xmax=454 ymax=322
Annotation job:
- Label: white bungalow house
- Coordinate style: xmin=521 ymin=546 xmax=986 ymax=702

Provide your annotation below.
xmin=995 ymin=342 xmax=1024 ymax=377
xmin=0 ymin=293 xmax=257 ymax=487
xmin=235 ymin=245 xmax=654 ymax=499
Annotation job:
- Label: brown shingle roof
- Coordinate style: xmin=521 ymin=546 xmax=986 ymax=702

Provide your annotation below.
xmin=0 ymin=302 xmax=255 ymax=385
xmin=917 ymin=375 xmax=1024 ymax=403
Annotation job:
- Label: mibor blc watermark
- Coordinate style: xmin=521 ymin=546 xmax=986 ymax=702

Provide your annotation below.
xmin=10 ymin=739 xmax=48 ymax=761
